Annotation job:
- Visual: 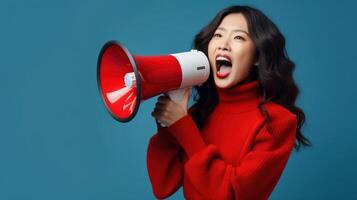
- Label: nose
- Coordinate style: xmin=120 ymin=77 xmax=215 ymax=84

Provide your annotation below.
xmin=218 ymin=46 xmax=229 ymax=51
xmin=217 ymin=39 xmax=230 ymax=51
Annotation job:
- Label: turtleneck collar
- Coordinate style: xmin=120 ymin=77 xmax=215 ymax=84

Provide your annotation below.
xmin=215 ymin=80 xmax=262 ymax=113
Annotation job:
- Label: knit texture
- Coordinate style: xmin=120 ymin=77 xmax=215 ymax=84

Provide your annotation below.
xmin=146 ymin=80 xmax=297 ymax=200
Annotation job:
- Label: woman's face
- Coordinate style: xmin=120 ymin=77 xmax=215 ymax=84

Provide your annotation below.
xmin=208 ymin=13 xmax=257 ymax=88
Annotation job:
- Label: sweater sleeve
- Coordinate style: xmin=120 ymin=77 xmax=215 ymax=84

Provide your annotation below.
xmin=167 ymin=113 xmax=297 ymax=200
xmin=146 ymin=122 xmax=184 ymax=199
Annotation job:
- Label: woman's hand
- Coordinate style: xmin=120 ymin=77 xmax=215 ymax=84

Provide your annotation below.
xmin=151 ymin=88 xmax=192 ymax=127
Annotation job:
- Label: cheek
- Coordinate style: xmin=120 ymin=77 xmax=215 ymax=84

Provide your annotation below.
xmin=207 ymin=42 xmax=216 ymax=70
xmin=233 ymin=46 xmax=255 ymax=68
xmin=231 ymin=48 xmax=255 ymax=78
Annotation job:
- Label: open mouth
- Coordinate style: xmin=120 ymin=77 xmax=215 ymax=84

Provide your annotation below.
xmin=216 ymin=56 xmax=232 ymax=79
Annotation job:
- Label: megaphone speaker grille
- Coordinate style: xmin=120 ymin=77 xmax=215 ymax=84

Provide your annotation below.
xmin=97 ymin=41 xmax=141 ymax=122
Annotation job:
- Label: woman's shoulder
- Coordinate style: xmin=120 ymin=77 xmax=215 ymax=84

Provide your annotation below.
xmin=262 ymin=102 xmax=297 ymax=131
xmin=263 ymin=101 xmax=296 ymax=118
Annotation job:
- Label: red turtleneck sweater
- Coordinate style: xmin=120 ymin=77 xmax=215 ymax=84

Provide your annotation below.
xmin=146 ymin=80 xmax=297 ymax=200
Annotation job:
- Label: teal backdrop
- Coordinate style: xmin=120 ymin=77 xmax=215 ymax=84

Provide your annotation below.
xmin=1 ymin=0 xmax=356 ymax=199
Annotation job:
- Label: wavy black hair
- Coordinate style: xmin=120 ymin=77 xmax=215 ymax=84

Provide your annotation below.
xmin=191 ymin=5 xmax=312 ymax=151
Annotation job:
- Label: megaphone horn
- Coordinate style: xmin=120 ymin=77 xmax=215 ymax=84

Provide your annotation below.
xmin=97 ymin=40 xmax=210 ymax=122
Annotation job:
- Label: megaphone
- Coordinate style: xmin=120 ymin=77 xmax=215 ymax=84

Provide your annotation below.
xmin=97 ymin=41 xmax=210 ymax=122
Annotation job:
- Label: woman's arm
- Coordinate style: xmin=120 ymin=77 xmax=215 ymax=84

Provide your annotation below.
xmin=167 ymin=112 xmax=297 ymax=200
xmin=146 ymin=122 xmax=184 ymax=199
xmin=147 ymin=89 xmax=194 ymax=199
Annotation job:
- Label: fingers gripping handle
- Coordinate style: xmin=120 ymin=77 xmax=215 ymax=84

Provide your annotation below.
xmin=158 ymin=88 xmax=187 ymax=127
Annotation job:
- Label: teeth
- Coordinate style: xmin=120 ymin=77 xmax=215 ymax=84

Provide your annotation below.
xmin=216 ymin=56 xmax=230 ymax=62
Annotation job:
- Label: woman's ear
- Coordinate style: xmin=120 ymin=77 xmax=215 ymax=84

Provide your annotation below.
xmin=253 ymin=55 xmax=259 ymax=66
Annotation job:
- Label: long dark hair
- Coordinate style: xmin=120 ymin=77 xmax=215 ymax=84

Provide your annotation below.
xmin=191 ymin=5 xmax=312 ymax=151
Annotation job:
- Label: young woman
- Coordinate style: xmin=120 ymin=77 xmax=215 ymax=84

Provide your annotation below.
xmin=148 ymin=5 xmax=311 ymax=200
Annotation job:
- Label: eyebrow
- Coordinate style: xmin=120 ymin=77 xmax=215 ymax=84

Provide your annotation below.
xmin=216 ymin=27 xmax=250 ymax=36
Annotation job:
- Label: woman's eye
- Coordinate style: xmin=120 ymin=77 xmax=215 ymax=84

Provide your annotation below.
xmin=213 ymin=33 xmax=222 ymax=38
xmin=234 ymin=36 xmax=244 ymax=40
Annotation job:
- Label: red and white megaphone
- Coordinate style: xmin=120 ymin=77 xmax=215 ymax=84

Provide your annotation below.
xmin=97 ymin=41 xmax=210 ymax=122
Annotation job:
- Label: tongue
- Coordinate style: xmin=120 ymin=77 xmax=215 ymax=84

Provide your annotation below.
xmin=218 ymin=65 xmax=231 ymax=75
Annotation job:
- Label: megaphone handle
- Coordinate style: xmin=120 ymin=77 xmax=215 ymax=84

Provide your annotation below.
xmin=158 ymin=88 xmax=187 ymax=127
xmin=167 ymin=88 xmax=187 ymax=104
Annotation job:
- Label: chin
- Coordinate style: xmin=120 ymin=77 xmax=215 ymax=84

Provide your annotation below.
xmin=216 ymin=76 xmax=248 ymax=89
xmin=214 ymin=77 xmax=235 ymax=88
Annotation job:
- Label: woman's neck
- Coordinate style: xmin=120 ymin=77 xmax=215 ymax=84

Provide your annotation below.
xmin=215 ymin=78 xmax=262 ymax=113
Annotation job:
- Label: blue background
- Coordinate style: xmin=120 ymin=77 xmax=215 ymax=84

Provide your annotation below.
xmin=1 ymin=0 xmax=356 ymax=199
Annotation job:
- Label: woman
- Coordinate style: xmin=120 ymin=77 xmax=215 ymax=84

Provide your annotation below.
xmin=148 ymin=5 xmax=312 ymax=200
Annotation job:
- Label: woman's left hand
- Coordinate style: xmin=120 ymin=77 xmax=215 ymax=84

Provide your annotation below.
xmin=151 ymin=88 xmax=192 ymax=127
